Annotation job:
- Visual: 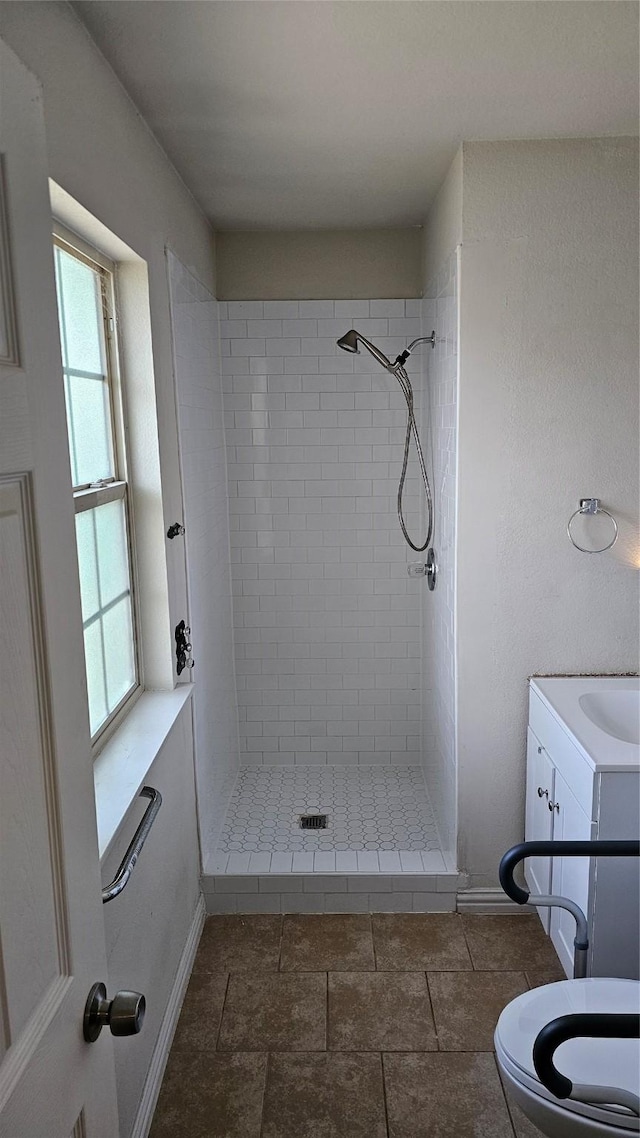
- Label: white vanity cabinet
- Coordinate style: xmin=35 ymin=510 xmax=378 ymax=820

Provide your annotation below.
xmin=525 ymin=679 xmax=640 ymax=980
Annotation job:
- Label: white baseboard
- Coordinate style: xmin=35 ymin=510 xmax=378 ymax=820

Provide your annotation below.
xmin=456 ymin=888 xmax=534 ymax=914
xmin=130 ymin=894 xmax=206 ymax=1138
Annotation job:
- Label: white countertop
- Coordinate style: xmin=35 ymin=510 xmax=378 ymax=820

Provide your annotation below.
xmin=530 ymin=676 xmax=640 ymax=773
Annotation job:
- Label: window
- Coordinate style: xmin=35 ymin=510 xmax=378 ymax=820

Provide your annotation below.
xmin=53 ymin=234 xmax=140 ymax=744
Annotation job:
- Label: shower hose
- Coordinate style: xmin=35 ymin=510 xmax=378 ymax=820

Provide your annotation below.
xmin=394 ymin=362 xmax=433 ymax=553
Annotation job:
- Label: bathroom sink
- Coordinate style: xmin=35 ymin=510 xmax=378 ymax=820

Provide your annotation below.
xmin=579 ymin=689 xmax=640 ymax=746
xmin=529 ymin=676 xmax=640 ymax=771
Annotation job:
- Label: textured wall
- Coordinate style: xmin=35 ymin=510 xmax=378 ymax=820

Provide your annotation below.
xmin=421 ymin=251 xmax=459 ymax=857
xmin=221 ymin=299 xmax=428 ymax=769
xmin=168 ymin=253 xmax=240 ymax=863
xmin=456 ymin=138 xmax=639 ymax=886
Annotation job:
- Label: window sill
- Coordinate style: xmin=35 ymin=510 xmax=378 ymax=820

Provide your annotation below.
xmin=94 ymin=686 xmax=193 ymax=863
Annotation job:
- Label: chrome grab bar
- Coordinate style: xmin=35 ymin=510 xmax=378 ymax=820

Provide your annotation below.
xmin=102 ymin=786 xmax=162 ymax=904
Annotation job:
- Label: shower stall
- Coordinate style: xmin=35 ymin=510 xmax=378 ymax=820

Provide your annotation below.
xmin=169 ymin=260 xmax=459 ymax=912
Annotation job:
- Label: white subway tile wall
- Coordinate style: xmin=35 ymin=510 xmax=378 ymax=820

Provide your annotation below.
xmin=421 ymin=252 xmax=459 ymax=854
xmin=168 ymin=253 xmax=240 ymax=862
xmin=220 ymin=299 xmax=428 ymax=772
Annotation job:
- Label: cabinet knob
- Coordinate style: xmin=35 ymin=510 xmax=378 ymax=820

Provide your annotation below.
xmin=548 ymin=800 xmax=560 ymax=813
xmin=537 ymin=786 xmax=549 ymax=799
xmin=537 ymin=745 xmax=543 ymax=754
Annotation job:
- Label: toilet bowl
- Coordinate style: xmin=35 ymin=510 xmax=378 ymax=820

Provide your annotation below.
xmin=495 ymin=979 xmax=640 ymax=1138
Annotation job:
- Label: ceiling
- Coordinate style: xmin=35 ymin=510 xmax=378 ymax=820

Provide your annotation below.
xmin=73 ymin=1 xmax=639 ymax=231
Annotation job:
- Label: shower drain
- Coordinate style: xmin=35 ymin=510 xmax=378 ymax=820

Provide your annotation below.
xmin=299 ymin=813 xmax=328 ymax=830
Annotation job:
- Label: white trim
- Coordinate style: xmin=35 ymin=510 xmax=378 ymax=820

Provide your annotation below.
xmin=130 ymin=894 xmax=206 ymax=1138
xmin=456 ymin=888 xmax=534 ymax=914
xmin=95 ymin=687 xmax=193 ymax=860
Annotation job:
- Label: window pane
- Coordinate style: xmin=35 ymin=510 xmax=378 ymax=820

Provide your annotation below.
xmin=54 ymin=241 xmax=138 ymax=745
xmin=94 ymin=498 xmax=130 ymax=606
xmin=55 ymin=246 xmax=105 ymax=374
xmin=75 ymin=498 xmax=137 ymax=739
xmin=84 ymin=619 xmax=108 ymax=737
xmin=75 ymin=510 xmax=100 ymax=623
xmin=65 ymin=373 xmax=114 ymax=487
xmin=103 ymin=598 xmax=136 ymax=711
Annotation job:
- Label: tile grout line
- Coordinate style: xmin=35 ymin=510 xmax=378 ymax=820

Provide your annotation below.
xmin=258 ymin=1051 xmax=271 ymax=1138
xmin=423 ymin=970 xmax=440 ymax=1051
xmin=277 ymin=913 xmax=284 ymax=972
xmin=380 ymin=1051 xmax=391 ymax=1138
xmin=459 ymin=913 xmax=477 ymax=970
xmin=370 ymin=913 xmax=379 ymax=972
xmin=214 ymin=972 xmax=231 ymax=1051
xmin=491 ymin=1053 xmax=519 ymax=1138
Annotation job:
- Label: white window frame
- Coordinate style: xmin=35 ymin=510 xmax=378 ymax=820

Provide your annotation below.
xmin=53 ymin=224 xmax=143 ymax=751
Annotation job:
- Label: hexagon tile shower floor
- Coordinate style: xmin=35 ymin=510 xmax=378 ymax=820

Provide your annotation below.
xmin=216 ymin=766 xmax=441 ymax=855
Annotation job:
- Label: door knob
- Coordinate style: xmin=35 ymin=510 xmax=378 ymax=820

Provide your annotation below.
xmin=83 ymin=981 xmax=146 ymax=1043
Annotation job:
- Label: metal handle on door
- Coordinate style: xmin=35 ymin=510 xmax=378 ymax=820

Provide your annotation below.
xmin=537 ymin=787 xmax=549 ymax=799
xmin=548 ymin=800 xmax=560 ymax=813
xmin=83 ymin=982 xmax=145 ymax=1042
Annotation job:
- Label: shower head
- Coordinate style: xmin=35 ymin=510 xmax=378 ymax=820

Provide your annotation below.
xmin=335 ymin=326 xmax=436 ymax=554
xmin=336 ymin=329 xmax=359 ymax=354
xmin=336 ymin=328 xmax=394 ymax=371
xmin=336 ymin=328 xmax=436 ymax=373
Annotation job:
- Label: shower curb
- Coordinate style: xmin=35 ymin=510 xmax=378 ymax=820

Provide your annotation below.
xmin=201 ymin=872 xmax=457 ymax=914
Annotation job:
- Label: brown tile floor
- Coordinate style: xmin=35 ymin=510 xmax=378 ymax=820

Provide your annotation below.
xmin=150 ymin=913 xmax=564 ymax=1138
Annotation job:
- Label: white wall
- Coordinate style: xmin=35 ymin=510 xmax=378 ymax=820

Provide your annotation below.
xmin=421 ymin=251 xmax=459 ymax=857
xmin=0 ymin=6 xmax=215 ymax=1133
xmin=221 ymin=299 xmax=426 ymax=770
xmin=456 ymin=138 xmax=639 ymax=886
xmin=422 ymin=149 xmax=463 ymax=293
xmin=100 ymin=712 xmax=199 ymax=1138
xmin=168 ymin=253 xmax=240 ymax=866
xmin=0 ymin=2 xmax=215 ymax=635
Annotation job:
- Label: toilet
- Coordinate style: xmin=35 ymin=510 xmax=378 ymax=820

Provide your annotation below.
xmin=495 ymin=978 xmax=640 ymax=1137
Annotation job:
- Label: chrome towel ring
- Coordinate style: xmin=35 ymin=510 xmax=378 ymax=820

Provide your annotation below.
xmin=567 ymin=498 xmax=618 ymax=554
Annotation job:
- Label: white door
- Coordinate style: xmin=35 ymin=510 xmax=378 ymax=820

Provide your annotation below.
xmin=0 ymin=39 xmax=120 ymax=1138
xmin=524 ymin=727 xmax=555 ymax=931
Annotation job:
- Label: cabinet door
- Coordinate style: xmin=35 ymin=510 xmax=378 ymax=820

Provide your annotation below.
xmin=524 ymin=728 xmax=555 ymax=931
xmin=549 ymin=768 xmax=591 ymax=977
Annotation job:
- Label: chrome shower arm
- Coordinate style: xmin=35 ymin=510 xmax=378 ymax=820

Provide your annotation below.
xmin=390 ymin=332 xmax=436 ymax=372
xmin=407 ymin=333 xmax=436 ymax=352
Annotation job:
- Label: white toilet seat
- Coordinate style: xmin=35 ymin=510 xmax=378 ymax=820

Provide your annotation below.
xmin=495 ymin=979 xmax=640 ymax=1136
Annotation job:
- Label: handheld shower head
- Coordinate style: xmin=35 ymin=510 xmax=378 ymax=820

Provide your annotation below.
xmin=336 ymin=328 xmax=394 ymax=371
xmin=336 ymin=328 xmax=436 ymax=373
xmin=336 ymin=329 xmax=359 ymax=354
xmin=335 ymin=325 xmax=436 ymax=556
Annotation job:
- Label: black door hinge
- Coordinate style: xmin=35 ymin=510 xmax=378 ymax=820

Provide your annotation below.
xmin=167 ymin=522 xmax=185 ymax=539
xmin=175 ymin=620 xmax=194 ymax=676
